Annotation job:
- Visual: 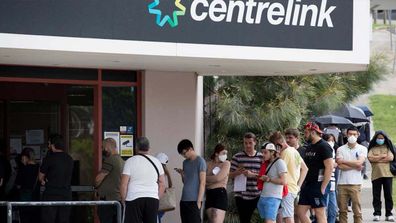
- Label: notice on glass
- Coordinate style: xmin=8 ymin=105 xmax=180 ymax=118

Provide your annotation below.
xmin=26 ymin=129 xmax=44 ymax=145
xmin=233 ymin=174 xmax=247 ymax=192
xmin=104 ymin=132 xmax=120 ymax=152
xmin=10 ymin=138 xmax=22 ymax=154
xmin=120 ymin=135 xmax=134 ymax=157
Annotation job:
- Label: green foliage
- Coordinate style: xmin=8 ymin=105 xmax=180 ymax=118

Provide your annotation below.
xmin=369 ymin=94 xmax=396 ymax=144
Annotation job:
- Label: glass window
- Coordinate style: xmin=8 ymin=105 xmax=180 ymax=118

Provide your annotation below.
xmin=102 ymin=87 xmax=137 ymax=157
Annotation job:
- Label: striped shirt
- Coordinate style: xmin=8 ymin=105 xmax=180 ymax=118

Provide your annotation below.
xmin=231 ymin=151 xmax=263 ymax=200
xmin=330 ymin=147 xmax=336 ymax=191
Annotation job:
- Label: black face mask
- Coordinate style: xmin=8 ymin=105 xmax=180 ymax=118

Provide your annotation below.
xmin=102 ymin=150 xmax=110 ymax=157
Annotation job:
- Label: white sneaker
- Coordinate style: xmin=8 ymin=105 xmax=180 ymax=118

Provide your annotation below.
xmin=386 ymin=216 xmax=395 ymax=222
xmin=373 ymin=215 xmax=380 ymax=221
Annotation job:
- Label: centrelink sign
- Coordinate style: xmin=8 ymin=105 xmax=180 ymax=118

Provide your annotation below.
xmin=151 ymin=0 xmax=336 ymax=28
xmin=0 ymin=0 xmax=352 ymax=50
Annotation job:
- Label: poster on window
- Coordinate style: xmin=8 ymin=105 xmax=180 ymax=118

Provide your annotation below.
xmin=26 ymin=129 xmax=44 ymax=145
xmin=104 ymin=131 xmax=120 ymax=152
xmin=120 ymin=135 xmax=133 ymax=157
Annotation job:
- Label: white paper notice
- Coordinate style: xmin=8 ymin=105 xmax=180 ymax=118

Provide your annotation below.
xmin=233 ymin=174 xmax=247 ymax=192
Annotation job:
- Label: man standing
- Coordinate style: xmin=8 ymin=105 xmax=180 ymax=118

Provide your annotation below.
xmin=120 ymin=137 xmax=165 ymax=223
xmin=39 ymin=134 xmax=74 ymax=223
xmin=229 ymin=132 xmax=263 ymax=223
xmin=297 ymin=122 xmax=333 ymax=223
xmin=175 ymin=139 xmax=206 ymax=223
xmin=269 ymin=131 xmax=308 ymax=223
xmin=95 ymin=138 xmax=125 ymax=223
xmin=285 ymin=128 xmax=306 ymax=159
xmin=336 ymin=127 xmax=367 ymax=223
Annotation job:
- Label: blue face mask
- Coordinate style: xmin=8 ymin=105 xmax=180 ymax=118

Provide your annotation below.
xmin=376 ymin=139 xmax=385 ymax=145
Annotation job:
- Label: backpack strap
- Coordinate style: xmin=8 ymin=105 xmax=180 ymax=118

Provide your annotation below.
xmin=138 ymin=154 xmax=159 ymax=181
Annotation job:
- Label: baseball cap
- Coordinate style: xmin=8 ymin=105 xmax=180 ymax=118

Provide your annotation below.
xmin=156 ymin=152 xmax=169 ymax=164
xmin=304 ymin=121 xmax=323 ymax=134
xmin=263 ymin=143 xmax=277 ymax=152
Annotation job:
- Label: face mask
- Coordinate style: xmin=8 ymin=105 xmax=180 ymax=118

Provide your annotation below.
xmin=376 ymin=139 xmax=385 ymax=145
xmin=328 ymin=141 xmax=335 ymax=148
xmin=348 ymin=136 xmax=357 ymax=144
xmin=218 ymin=154 xmax=227 ymax=162
xmin=102 ymin=150 xmax=110 ymax=157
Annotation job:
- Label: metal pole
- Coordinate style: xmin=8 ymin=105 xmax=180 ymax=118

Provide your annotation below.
xmin=116 ymin=201 xmax=122 ymax=223
xmin=389 ymin=10 xmax=393 ymax=50
xmin=7 ymin=202 xmax=12 ymax=223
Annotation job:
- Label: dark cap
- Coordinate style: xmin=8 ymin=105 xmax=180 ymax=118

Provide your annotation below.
xmin=304 ymin=122 xmax=323 ymax=134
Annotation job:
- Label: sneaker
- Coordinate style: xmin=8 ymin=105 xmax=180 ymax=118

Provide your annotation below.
xmin=373 ymin=215 xmax=380 ymax=221
xmin=386 ymin=216 xmax=395 ymax=222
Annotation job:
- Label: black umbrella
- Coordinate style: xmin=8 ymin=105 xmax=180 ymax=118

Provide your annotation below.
xmin=357 ymin=105 xmax=374 ymax=117
xmin=330 ymin=104 xmax=369 ymax=123
xmin=315 ymin=115 xmax=354 ymax=128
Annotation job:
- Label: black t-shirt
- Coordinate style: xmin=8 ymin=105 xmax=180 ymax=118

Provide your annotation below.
xmin=40 ymin=152 xmax=73 ymax=195
xmin=297 ymin=145 xmax=307 ymax=159
xmin=16 ymin=163 xmax=39 ymax=190
xmin=304 ymin=139 xmax=333 ymax=183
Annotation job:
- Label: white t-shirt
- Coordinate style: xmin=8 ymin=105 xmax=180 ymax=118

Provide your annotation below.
xmin=122 ymin=154 xmax=164 ymax=201
xmin=336 ymin=144 xmax=367 ymax=185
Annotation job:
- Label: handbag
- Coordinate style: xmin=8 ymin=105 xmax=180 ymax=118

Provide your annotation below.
xmin=138 ymin=154 xmax=176 ymax=212
xmin=159 ymin=187 xmax=176 ymax=212
xmin=390 ymin=160 xmax=396 ymax=176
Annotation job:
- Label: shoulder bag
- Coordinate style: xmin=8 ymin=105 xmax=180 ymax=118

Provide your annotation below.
xmin=139 ymin=154 xmax=176 ymax=212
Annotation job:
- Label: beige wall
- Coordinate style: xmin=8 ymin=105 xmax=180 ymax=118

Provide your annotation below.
xmin=143 ymin=71 xmax=203 ymax=223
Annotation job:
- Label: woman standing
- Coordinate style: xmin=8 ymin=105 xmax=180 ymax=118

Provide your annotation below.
xmin=368 ymin=130 xmax=395 ymax=222
xmin=205 ymin=144 xmax=231 ymax=223
xmin=257 ymin=143 xmax=287 ymax=223
xmin=15 ymin=147 xmax=40 ymax=223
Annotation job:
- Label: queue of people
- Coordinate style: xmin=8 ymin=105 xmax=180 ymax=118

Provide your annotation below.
xmin=94 ymin=124 xmax=396 ymax=223
xmin=1 ymin=123 xmax=395 ymax=223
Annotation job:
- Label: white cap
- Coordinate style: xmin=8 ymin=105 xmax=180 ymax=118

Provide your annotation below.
xmin=156 ymin=152 xmax=169 ymax=164
xmin=265 ymin=143 xmax=277 ymax=152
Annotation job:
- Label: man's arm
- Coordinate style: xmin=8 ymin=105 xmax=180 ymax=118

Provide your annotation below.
xmin=337 ymin=163 xmax=353 ymax=170
xmin=197 ymin=171 xmax=206 ymax=209
xmin=120 ymin=174 xmax=130 ymax=204
xmin=94 ymin=170 xmax=109 ymax=188
xmin=39 ymin=172 xmax=46 ymax=185
xmin=298 ymin=160 xmax=308 ymax=188
xmin=321 ymin=158 xmax=333 ymax=194
xmin=337 ymin=156 xmax=365 ymax=169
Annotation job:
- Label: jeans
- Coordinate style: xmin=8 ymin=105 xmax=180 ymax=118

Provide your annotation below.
xmin=372 ymin=177 xmax=393 ymax=217
xmin=325 ymin=186 xmax=338 ymax=223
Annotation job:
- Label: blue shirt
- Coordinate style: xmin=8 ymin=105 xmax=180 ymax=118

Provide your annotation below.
xmin=181 ymin=156 xmax=207 ymax=201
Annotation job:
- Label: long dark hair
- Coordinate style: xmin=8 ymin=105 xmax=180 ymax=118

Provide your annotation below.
xmin=210 ymin=144 xmax=225 ymax=160
xmin=368 ymin=130 xmax=396 ymax=157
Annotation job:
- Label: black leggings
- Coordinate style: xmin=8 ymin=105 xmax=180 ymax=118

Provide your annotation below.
xmin=235 ymin=196 xmax=260 ymax=223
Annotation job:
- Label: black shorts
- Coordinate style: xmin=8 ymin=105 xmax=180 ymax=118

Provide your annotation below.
xmin=205 ymin=187 xmax=228 ymax=211
xmin=298 ymin=182 xmax=327 ymax=208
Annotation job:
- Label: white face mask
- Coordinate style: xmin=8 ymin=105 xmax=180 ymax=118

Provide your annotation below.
xmin=328 ymin=141 xmax=335 ymax=148
xmin=348 ymin=136 xmax=357 ymax=144
xmin=218 ymin=154 xmax=227 ymax=162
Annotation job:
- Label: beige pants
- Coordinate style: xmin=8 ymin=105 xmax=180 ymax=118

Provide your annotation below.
xmin=337 ymin=184 xmax=362 ymax=223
